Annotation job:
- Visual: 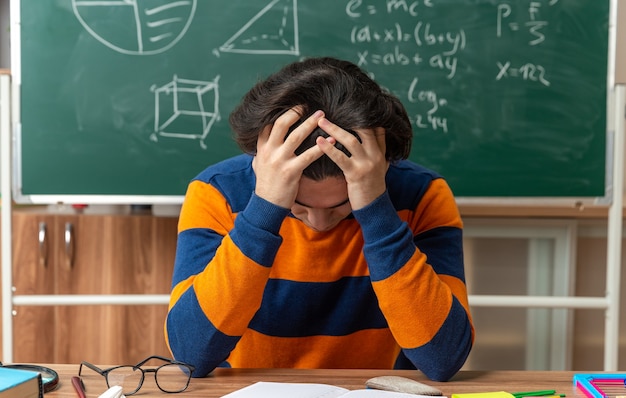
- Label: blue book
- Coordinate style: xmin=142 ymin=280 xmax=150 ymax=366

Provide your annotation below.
xmin=0 ymin=367 xmax=43 ymax=398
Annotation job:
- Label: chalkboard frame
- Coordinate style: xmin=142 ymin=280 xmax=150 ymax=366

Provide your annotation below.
xmin=10 ymin=0 xmax=615 ymax=205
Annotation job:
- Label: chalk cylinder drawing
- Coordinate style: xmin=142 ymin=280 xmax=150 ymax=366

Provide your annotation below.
xmin=72 ymin=0 xmax=197 ymax=55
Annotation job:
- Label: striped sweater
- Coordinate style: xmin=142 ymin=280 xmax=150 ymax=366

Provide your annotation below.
xmin=165 ymin=154 xmax=474 ymax=381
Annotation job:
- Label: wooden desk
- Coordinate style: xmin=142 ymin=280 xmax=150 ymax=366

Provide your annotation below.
xmin=43 ymin=365 xmax=591 ymax=397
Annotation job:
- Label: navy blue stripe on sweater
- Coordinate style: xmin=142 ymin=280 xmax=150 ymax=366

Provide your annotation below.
xmin=249 ymin=276 xmax=387 ymax=337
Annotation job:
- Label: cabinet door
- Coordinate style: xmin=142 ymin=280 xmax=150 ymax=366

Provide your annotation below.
xmin=12 ymin=212 xmax=179 ymax=364
xmin=54 ymin=215 xmax=178 ymax=364
xmin=12 ymin=212 xmax=66 ymax=362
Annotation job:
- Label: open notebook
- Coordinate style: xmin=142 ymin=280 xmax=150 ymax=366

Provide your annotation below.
xmin=221 ymin=381 xmax=447 ymax=398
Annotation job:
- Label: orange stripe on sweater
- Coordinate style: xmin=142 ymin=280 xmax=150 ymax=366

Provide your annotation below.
xmin=227 ymin=328 xmax=400 ymax=369
xmin=409 ymin=179 xmax=463 ymax=232
xmin=178 ymin=180 xmax=235 ymax=234
xmin=193 ymin=234 xmax=271 ymax=336
xmin=372 ymin=250 xmax=452 ymax=348
xmin=269 ymin=217 xmax=370 ymax=282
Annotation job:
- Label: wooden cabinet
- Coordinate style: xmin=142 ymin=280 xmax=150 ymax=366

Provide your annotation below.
xmin=11 ymin=210 xmax=179 ymax=364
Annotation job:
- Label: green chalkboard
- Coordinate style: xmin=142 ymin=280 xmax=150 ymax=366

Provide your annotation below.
xmin=15 ymin=0 xmax=610 ymax=202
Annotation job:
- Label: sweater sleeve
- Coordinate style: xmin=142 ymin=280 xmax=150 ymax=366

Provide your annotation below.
xmin=351 ymin=178 xmax=474 ymax=381
xmin=165 ymin=180 xmax=289 ymax=377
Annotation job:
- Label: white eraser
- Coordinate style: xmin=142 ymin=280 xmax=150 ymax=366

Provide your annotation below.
xmin=98 ymin=385 xmax=126 ymax=398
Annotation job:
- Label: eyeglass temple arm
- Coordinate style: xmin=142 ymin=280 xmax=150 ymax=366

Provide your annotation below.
xmin=79 ymin=361 xmax=106 ymax=376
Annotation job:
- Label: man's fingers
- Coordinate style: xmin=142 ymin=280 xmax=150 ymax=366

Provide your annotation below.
xmin=318 ymin=118 xmax=361 ymax=148
xmin=297 ymin=141 xmax=326 ymax=166
xmin=318 ymin=118 xmax=386 ymax=157
xmin=267 ymin=108 xmax=325 ymax=155
xmin=268 ymin=107 xmax=303 ymax=144
xmin=283 ymin=110 xmax=325 ymax=146
xmin=315 ymin=134 xmax=349 ymax=168
xmin=374 ymin=127 xmax=386 ymax=156
xmin=256 ymin=124 xmax=272 ymax=147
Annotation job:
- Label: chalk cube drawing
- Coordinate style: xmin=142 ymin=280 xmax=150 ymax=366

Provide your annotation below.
xmin=151 ymin=75 xmax=221 ymax=149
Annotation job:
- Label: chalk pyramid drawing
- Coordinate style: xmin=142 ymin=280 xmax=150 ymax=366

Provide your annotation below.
xmin=219 ymin=0 xmax=299 ymax=55
xmin=72 ymin=0 xmax=196 ymax=55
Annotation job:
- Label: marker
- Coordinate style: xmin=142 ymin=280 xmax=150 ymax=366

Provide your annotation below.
xmin=71 ymin=376 xmax=86 ymax=398
xmin=512 ymin=390 xmax=559 ymax=398
xmin=537 ymin=395 xmax=566 ymax=398
xmin=517 ymin=395 xmax=565 ymax=398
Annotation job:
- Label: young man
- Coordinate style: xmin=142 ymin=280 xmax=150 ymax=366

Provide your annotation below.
xmin=165 ymin=57 xmax=474 ymax=381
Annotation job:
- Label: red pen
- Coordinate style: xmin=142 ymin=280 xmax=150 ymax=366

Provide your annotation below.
xmin=71 ymin=376 xmax=86 ymax=398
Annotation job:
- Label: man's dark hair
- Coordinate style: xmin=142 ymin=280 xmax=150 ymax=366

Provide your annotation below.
xmin=229 ymin=57 xmax=413 ymax=180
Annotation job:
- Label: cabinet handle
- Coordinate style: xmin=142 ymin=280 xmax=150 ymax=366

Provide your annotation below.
xmin=38 ymin=222 xmax=48 ymax=268
xmin=64 ymin=222 xmax=75 ymax=269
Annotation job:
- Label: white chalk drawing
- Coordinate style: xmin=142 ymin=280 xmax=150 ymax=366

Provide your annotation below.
xmin=150 ymin=75 xmax=221 ymax=149
xmin=72 ymin=0 xmax=196 ymax=55
xmin=219 ymin=0 xmax=299 ymax=55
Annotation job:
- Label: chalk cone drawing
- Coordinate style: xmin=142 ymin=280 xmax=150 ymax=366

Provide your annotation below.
xmin=151 ymin=75 xmax=221 ymax=150
xmin=72 ymin=0 xmax=197 ymax=55
xmin=219 ymin=0 xmax=299 ymax=55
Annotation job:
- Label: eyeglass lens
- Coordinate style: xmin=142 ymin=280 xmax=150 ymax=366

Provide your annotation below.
xmin=107 ymin=366 xmax=143 ymax=395
xmin=155 ymin=364 xmax=192 ymax=392
xmin=107 ymin=364 xmax=191 ymax=395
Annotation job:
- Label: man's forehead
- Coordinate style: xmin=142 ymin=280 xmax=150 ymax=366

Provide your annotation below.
xmin=296 ymin=176 xmax=349 ymax=209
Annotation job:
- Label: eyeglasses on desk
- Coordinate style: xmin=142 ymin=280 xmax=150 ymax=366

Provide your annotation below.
xmin=78 ymin=355 xmax=195 ymax=395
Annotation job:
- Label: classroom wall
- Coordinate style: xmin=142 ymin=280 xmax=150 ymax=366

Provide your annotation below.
xmin=0 ymin=0 xmax=8 ymax=69
xmin=0 ymin=2 xmax=624 ymax=371
xmin=617 ymin=0 xmax=626 ymax=84
xmin=572 ymin=227 xmax=626 ymax=369
xmin=463 ymin=223 xmax=626 ymax=371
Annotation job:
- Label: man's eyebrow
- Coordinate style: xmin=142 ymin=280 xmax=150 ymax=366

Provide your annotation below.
xmin=294 ymin=198 xmax=350 ymax=209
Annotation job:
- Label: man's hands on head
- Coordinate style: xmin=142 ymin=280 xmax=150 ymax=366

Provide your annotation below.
xmin=253 ymin=107 xmax=325 ymax=209
xmin=252 ymin=106 xmax=388 ymax=211
xmin=316 ymin=118 xmax=388 ymax=211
